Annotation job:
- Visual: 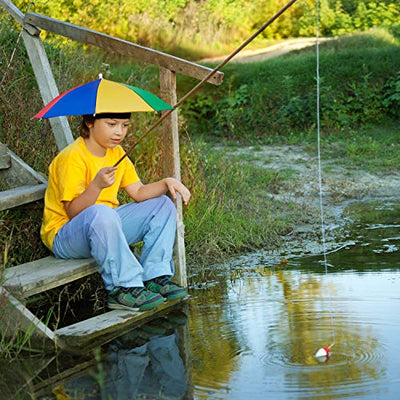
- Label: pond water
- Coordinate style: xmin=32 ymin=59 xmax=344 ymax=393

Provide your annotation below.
xmin=3 ymin=197 xmax=400 ymax=399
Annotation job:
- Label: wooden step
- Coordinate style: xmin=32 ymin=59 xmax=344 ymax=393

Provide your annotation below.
xmin=0 ymin=183 xmax=47 ymax=211
xmin=0 ymin=154 xmax=11 ymax=169
xmin=55 ymin=297 xmax=187 ymax=351
xmin=0 ymin=143 xmax=11 ymax=169
xmin=4 ymin=256 xmax=98 ymax=298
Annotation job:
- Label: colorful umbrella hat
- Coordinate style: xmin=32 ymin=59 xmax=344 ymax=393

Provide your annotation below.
xmin=34 ymin=76 xmax=174 ymax=119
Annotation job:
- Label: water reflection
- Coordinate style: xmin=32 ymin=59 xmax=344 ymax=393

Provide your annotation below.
xmin=189 ymin=268 xmax=400 ymax=399
xmin=64 ymin=321 xmax=188 ymax=399
xmin=187 ymin=197 xmax=400 ymax=399
xmin=2 ymin=197 xmax=400 ymax=399
xmin=1 ymin=309 xmax=191 ymax=399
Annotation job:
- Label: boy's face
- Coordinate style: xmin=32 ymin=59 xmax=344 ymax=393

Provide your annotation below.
xmin=86 ymin=118 xmax=130 ymax=153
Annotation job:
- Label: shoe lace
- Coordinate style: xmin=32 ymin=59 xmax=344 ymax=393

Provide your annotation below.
xmin=120 ymin=287 xmax=145 ymax=297
xmin=153 ymin=275 xmax=171 ymax=286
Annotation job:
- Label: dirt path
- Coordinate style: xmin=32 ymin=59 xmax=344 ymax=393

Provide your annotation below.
xmin=200 ymin=37 xmax=332 ymax=64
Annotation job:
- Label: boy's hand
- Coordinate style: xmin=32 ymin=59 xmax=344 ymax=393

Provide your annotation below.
xmin=93 ymin=167 xmax=117 ymax=189
xmin=165 ymin=177 xmax=191 ymax=205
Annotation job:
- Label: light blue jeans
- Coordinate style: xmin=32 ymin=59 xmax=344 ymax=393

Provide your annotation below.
xmin=52 ymin=195 xmax=176 ymax=291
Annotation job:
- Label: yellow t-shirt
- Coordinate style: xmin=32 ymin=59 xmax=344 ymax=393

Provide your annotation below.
xmin=41 ymin=137 xmax=140 ymax=250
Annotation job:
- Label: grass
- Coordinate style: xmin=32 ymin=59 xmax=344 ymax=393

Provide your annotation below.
xmin=183 ymin=143 xmax=300 ymax=265
xmin=178 ymin=27 xmax=400 ymax=148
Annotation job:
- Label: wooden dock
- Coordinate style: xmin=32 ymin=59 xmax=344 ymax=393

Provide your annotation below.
xmin=2 ymin=255 xmax=188 ymax=352
xmin=0 ymin=0 xmax=222 ymax=352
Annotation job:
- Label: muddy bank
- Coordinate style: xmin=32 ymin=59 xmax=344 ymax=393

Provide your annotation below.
xmin=220 ymin=144 xmax=400 ymax=260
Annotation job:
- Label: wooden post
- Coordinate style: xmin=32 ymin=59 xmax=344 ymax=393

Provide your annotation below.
xmin=159 ymin=67 xmax=187 ymax=288
xmin=21 ymin=31 xmax=73 ymax=151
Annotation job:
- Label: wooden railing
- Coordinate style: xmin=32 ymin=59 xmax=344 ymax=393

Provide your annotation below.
xmin=1 ymin=0 xmax=225 ymax=287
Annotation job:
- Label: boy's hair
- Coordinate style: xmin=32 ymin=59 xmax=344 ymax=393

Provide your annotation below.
xmin=80 ymin=113 xmax=132 ymax=138
xmin=80 ymin=115 xmax=96 ymax=138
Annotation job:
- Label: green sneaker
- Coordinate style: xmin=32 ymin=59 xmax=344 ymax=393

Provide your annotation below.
xmin=144 ymin=275 xmax=187 ymax=301
xmin=108 ymin=287 xmax=164 ymax=311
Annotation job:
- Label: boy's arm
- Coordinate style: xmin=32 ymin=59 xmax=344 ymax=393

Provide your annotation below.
xmin=64 ymin=166 xmax=117 ymax=219
xmin=124 ymin=178 xmax=191 ymax=205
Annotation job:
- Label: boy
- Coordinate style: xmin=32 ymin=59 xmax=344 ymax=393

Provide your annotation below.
xmin=41 ymin=112 xmax=191 ymax=311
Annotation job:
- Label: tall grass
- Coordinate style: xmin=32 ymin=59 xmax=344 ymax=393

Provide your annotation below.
xmin=182 ymin=141 xmax=298 ymax=264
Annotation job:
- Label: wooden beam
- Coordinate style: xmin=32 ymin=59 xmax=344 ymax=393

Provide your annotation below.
xmin=160 ymin=67 xmax=187 ymax=288
xmin=0 ymin=144 xmax=11 ymax=169
xmin=24 ymin=12 xmax=224 ymax=86
xmin=0 ymin=184 xmax=46 ymax=212
xmin=55 ymin=297 xmax=186 ymax=351
xmin=7 ymin=147 xmax=48 ymax=185
xmin=0 ymin=0 xmax=40 ymax=36
xmin=0 ymin=288 xmax=55 ymax=349
xmin=21 ymin=30 xmax=74 ymax=151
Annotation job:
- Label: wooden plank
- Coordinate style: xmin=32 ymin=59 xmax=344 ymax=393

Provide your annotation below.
xmin=160 ymin=67 xmax=187 ymax=288
xmin=4 ymin=256 xmax=98 ymax=298
xmin=55 ymin=297 xmax=187 ymax=351
xmin=24 ymin=12 xmax=224 ymax=86
xmin=0 ymin=144 xmax=11 ymax=169
xmin=0 ymin=146 xmax=47 ymax=193
xmin=0 ymin=288 xmax=55 ymax=349
xmin=0 ymin=154 xmax=11 ymax=170
xmin=0 ymin=0 xmax=40 ymax=35
xmin=0 ymin=183 xmax=47 ymax=211
xmin=21 ymin=30 xmax=74 ymax=151
xmin=7 ymin=147 xmax=47 ymax=184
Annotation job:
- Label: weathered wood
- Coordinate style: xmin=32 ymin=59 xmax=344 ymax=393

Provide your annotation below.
xmin=0 ymin=144 xmax=11 ymax=170
xmin=21 ymin=30 xmax=73 ymax=151
xmin=0 ymin=0 xmax=40 ymax=35
xmin=159 ymin=67 xmax=187 ymax=288
xmin=4 ymin=256 xmax=98 ymax=298
xmin=0 ymin=288 xmax=55 ymax=349
xmin=0 ymin=150 xmax=45 ymax=192
xmin=55 ymin=297 xmax=187 ymax=351
xmin=24 ymin=12 xmax=224 ymax=86
xmin=0 ymin=145 xmax=47 ymax=210
xmin=0 ymin=154 xmax=11 ymax=169
xmin=0 ymin=184 xmax=47 ymax=211
xmin=6 ymin=146 xmax=48 ymax=184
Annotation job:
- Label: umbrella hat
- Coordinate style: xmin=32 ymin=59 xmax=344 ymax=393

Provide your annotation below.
xmin=34 ymin=77 xmax=174 ymax=119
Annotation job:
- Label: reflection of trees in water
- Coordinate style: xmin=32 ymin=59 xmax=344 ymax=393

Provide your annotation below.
xmin=189 ymin=266 xmax=384 ymax=395
xmin=255 ymin=268 xmax=383 ymax=391
xmin=189 ymin=280 xmax=239 ymax=390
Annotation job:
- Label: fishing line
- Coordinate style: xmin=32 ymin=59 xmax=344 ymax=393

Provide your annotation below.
xmin=315 ymin=0 xmax=336 ymax=357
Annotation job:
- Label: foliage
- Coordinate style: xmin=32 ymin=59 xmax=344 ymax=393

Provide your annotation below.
xmin=9 ymin=0 xmax=400 ymax=58
xmin=180 ymin=27 xmax=400 ymax=141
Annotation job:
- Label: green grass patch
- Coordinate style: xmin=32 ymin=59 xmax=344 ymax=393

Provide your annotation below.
xmin=183 ymin=142 xmax=302 ymax=266
xmin=179 ymin=28 xmax=400 ymax=143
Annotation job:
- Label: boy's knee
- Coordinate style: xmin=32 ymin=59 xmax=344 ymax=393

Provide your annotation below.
xmin=86 ymin=204 xmax=120 ymax=228
xmin=159 ymin=195 xmax=176 ymax=215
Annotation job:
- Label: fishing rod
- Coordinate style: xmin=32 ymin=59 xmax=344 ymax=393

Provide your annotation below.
xmin=114 ymin=0 xmax=299 ymax=167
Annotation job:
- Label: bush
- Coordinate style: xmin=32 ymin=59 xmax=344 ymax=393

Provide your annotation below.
xmin=180 ymin=29 xmax=400 ymax=141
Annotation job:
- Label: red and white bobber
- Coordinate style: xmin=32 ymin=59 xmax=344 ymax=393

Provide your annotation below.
xmin=314 ymin=347 xmax=330 ymax=358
